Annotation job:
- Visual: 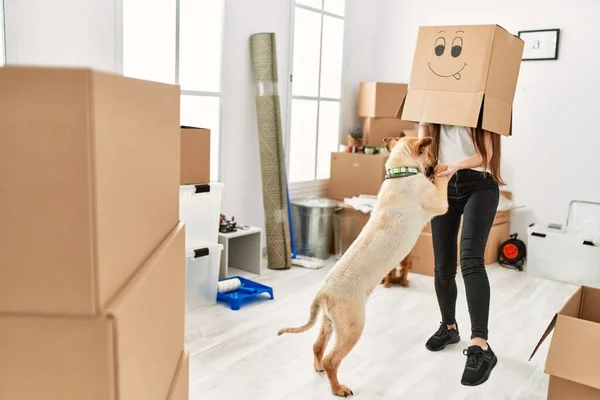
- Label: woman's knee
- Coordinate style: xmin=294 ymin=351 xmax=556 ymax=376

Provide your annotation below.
xmin=460 ymin=256 xmax=485 ymax=276
xmin=434 ymin=259 xmax=457 ymax=281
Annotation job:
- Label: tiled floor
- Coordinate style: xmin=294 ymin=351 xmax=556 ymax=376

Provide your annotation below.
xmin=185 ymin=260 xmax=576 ymax=399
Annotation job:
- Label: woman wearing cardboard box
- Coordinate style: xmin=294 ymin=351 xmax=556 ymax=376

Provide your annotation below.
xmin=419 ymin=122 xmax=502 ymax=387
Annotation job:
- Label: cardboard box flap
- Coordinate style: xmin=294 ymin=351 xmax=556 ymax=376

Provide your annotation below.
xmin=482 ymin=96 xmax=512 ymax=136
xmin=398 ymin=90 xmax=513 ymax=136
xmin=580 ymin=286 xmax=600 ymax=323
xmin=529 ymin=287 xmax=583 ymax=361
xmin=399 ymin=89 xmax=484 ymax=128
xmin=545 ymin=315 xmax=600 ymax=390
xmin=561 ymin=286 xmax=585 ymax=317
xmin=529 ymin=314 xmax=557 ymax=362
xmin=395 ymin=92 xmax=408 ymax=120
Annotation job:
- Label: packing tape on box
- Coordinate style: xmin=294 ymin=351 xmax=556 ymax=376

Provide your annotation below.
xmin=256 ymin=81 xmax=278 ymax=97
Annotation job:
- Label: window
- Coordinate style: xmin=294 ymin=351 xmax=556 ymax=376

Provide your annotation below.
xmin=123 ymin=0 xmax=224 ymax=180
xmin=0 ymin=0 xmax=5 ymax=66
xmin=288 ymin=0 xmax=345 ymax=183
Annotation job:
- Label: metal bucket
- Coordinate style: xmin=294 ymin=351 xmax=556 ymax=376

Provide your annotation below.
xmin=291 ymin=197 xmax=340 ymax=260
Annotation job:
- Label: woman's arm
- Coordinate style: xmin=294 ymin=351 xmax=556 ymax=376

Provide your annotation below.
xmin=418 ymin=122 xmax=428 ymax=139
xmin=438 ymin=130 xmax=494 ymax=177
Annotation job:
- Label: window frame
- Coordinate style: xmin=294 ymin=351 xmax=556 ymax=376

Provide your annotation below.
xmin=0 ymin=0 xmax=6 ymax=66
xmin=119 ymin=0 xmax=225 ymax=181
xmin=175 ymin=0 xmax=225 ymax=181
xmin=286 ymin=0 xmax=346 ymax=187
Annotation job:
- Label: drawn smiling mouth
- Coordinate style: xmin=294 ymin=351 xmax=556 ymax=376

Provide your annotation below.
xmin=428 ymin=63 xmax=467 ymax=80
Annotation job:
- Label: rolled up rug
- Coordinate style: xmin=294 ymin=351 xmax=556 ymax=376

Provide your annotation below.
xmin=249 ymin=32 xmax=291 ymax=270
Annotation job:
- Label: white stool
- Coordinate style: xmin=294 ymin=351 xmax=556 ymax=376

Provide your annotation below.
xmin=218 ymin=226 xmax=262 ymax=278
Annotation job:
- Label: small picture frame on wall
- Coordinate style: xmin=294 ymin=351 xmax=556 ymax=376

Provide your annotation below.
xmin=518 ymin=29 xmax=560 ymax=61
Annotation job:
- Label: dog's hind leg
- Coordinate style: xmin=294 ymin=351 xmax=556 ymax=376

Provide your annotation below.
xmin=313 ymin=315 xmax=333 ymax=372
xmin=382 ymin=273 xmax=391 ymax=288
xmin=399 ymin=256 xmax=411 ymax=287
xmin=323 ymin=307 xmax=365 ymax=397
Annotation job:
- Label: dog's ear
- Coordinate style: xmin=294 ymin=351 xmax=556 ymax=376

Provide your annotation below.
xmin=417 ymin=137 xmax=433 ymax=154
xmin=383 ymin=136 xmax=403 ymax=152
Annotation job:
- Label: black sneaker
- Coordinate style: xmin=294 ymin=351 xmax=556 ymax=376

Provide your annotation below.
xmin=425 ymin=322 xmax=460 ymax=351
xmin=461 ymin=345 xmax=498 ymax=386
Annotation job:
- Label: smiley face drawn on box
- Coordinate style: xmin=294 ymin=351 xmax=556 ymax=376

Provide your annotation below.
xmin=412 ymin=25 xmax=495 ymax=93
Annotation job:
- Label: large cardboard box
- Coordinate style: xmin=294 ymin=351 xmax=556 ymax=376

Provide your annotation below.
xmin=530 ymin=286 xmax=600 ymax=399
xmin=398 ymin=25 xmax=524 ymax=136
xmin=411 ymin=232 xmax=435 ymax=276
xmin=484 ymin=221 xmax=510 ymax=264
xmin=168 ymin=351 xmax=190 ymax=400
xmin=358 ymin=82 xmax=408 ymax=118
xmin=0 ymin=223 xmax=186 ymax=400
xmin=331 ymin=204 xmax=371 ymax=255
xmin=181 ymin=126 xmax=210 ymax=185
xmin=0 ymin=66 xmax=180 ymax=315
xmin=329 ymin=153 xmax=387 ymax=200
xmin=362 ymin=117 xmax=417 ymax=146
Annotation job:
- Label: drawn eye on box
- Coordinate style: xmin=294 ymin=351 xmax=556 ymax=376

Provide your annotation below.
xmin=429 ymin=30 xmax=466 ymax=80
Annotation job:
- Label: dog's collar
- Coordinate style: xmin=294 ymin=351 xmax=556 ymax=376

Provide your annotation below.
xmin=385 ymin=166 xmax=421 ymax=180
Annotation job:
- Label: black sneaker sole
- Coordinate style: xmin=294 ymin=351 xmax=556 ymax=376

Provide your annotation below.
xmin=461 ymin=354 xmax=498 ymax=387
xmin=425 ymin=335 xmax=461 ymax=352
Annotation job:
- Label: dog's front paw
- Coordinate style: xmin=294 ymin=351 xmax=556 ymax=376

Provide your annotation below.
xmin=332 ymin=385 xmax=354 ymax=397
xmin=434 ymin=164 xmax=449 ymax=175
xmin=400 ymin=279 xmax=410 ymax=287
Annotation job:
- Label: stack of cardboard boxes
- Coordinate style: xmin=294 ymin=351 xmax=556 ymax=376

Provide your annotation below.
xmin=0 ymin=67 xmax=189 ymax=400
xmin=358 ymin=82 xmax=418 ymax=145
xmin=179 ymin=123 xmax=226 ymax=316
xmin=329 ymin=82 xmax=416 ymax=254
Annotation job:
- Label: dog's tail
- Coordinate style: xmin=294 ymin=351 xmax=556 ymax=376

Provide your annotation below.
xmin=277 ymin=293 xmax=325 ymax=336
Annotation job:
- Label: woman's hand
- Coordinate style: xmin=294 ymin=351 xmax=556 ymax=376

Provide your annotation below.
xmin=437 ymin=163 xmax=459 ymax=178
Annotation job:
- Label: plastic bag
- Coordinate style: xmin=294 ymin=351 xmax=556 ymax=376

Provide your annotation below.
xmin=566 ymin=201 xmax=600 ymax=246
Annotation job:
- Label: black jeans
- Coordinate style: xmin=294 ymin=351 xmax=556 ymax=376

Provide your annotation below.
xmin=431 ymin=169 xmax=499 ymax=340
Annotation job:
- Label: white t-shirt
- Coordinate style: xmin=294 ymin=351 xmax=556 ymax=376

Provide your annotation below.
xmin=421 ymin=123 xmax=484 ymax=172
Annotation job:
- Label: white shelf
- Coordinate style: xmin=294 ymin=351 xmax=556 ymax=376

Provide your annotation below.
xmin=218 ymin=226 xmax=262 ymax=279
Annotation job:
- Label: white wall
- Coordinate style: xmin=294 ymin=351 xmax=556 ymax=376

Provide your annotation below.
xmin=3 ymin=0 xmax=121 ymax=72
xmin=375 ymin=0 xmax=600 ymax=237
xmin=220 ymin=0 xmax=381 ymax=244
xmin=340 ymin=1 xmax=381 ymax=138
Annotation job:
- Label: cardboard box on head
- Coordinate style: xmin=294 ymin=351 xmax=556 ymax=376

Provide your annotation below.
xmin=397 ymin=25 xmax=524 ymax=136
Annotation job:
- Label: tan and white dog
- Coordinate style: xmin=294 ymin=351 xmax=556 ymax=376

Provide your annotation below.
xmin=277 ymin=135 xmax=450 ymax=397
